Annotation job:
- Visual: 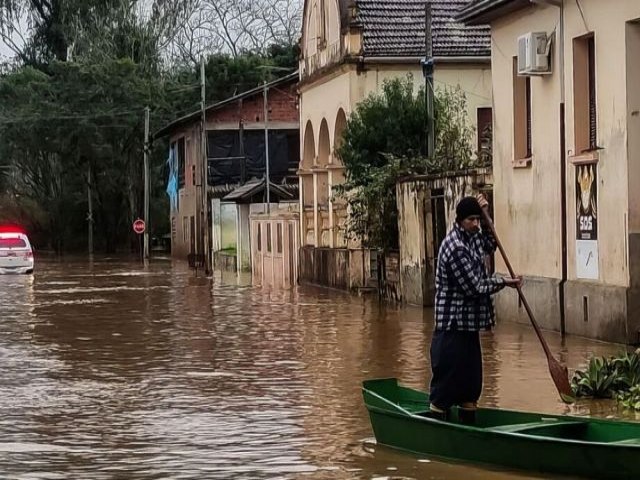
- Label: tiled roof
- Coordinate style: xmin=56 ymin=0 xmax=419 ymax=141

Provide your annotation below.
xmin=355 ymin=0 xmax=490 ymax=58
xmin=356 ymin=0 xmax=428 ymax=57
xmin=431 ymin=1 xmax=490 ymax=56
xmin=457 ymin=0 xmax=529 ymax=25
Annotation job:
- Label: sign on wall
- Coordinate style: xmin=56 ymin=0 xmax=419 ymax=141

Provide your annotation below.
xmin=575 ymin=164 xmax=598 ymax=279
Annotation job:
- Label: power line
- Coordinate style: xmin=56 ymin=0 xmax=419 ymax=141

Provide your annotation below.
xmin=432 ymin=79 xmax=492 ymax=103
xmin=0 ymin=110 xmax=144 ymax=124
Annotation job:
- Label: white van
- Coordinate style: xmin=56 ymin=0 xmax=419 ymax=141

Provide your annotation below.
xmin=0 ymin=230 xmax=34 ymax=274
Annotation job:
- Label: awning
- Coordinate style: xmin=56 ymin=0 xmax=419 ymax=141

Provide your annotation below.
xmin=222 ymin=179 xmax=296 ymax=202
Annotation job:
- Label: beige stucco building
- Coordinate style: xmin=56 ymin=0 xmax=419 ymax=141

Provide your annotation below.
xmin=460 ymin=0 xmax=640 ymax=343
xmin=299 ymin=0 xmax=493 ymax=289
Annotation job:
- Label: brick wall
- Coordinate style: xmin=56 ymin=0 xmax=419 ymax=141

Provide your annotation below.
xmin=208 ymin=81 xmax=298 ymax=124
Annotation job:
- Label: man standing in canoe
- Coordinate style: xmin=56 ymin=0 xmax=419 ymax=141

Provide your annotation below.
xmin=429 ymin=194 xmax=521 ymax=424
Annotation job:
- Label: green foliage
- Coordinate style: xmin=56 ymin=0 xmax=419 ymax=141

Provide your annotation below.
xmin=572 ymin=351 xmax=640 ymax=407
xmin=337 ymin=75 xmax=427 ymax=187
xmin=335 ymin=154 xmax=429 ymax=251
xmin=0 ymin=0 xmax=193 ymax=67
xmin=0 ymin=1 xmax=299 ymax=253
xmin=0 ymin=59 xmax=163 ymax=251
xmin=571 ymin=356 xmax=620 ymax=398
xmin=617 ymin=385 xmax=640 ymax=411
xmin=0 ymin=40 xmax=298 ymax=252
xmin=611 ymin=351 xmax=640 ymax=389
xmin=336 ymin=76 xmax=482 ymax=251
xmin=266 ymin=43 xmax=300 ymax=71
xmin=434 ymin=86 xmax=475 ymax=171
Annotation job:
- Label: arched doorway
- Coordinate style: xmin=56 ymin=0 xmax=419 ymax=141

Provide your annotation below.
xmin=301 ymin=120 xmax=315 ymax=209
xmin=332 ymin=108 xmax=347 ymax=184
xmin=317 ymin=119 xmax=331 ymax=246
xmin=301 ymin=120 xmax=316 ymax=246
xmin=317 ymin=119 xmax=330 ymax=206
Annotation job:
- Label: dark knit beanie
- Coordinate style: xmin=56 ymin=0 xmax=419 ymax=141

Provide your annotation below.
xmin=456 ymin=196 xmax=482 ymax=223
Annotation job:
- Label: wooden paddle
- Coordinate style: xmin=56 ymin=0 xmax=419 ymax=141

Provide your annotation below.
xmin=480 ymin=207 xmax=575 ymax=403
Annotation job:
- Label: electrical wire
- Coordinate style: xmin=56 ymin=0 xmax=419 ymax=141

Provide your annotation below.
xmin=432 ymin=79 xmax=492 ymax=103
xmin=576 ymin=0 xmax=589 ymax=31
xmin=0 ymin=110 xmax=144 ymax=125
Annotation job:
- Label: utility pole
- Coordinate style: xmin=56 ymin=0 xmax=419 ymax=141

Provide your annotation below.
xmin=422 ymin=3 xmax=435 ymax=159
xmin=87 ymin=162 xmax=93 ymax=256
xmin=143 ymin=106 xmax=150 ymax=260
xmin=201 ymin=56 xmax=211 ymax=274
xmin=239 ymin=118 xmax=246 ymax=184
xmin=263 ymin=81 xmax=271 ymax=212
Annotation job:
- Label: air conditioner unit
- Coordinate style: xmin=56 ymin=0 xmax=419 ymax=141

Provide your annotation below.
xmin=517 ymin=32 xmax=552 ymax=75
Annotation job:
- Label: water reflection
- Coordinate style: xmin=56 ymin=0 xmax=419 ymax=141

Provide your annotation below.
xmin=0 ymin=257 xmax=628 ymax=479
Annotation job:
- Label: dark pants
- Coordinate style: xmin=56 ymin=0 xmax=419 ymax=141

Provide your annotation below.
xmin=429 ymin=330 xmax=482 ymax=410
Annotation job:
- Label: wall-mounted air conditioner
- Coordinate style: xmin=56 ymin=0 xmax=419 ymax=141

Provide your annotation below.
xmin=517 ymin=32 xmax=552 ymax=75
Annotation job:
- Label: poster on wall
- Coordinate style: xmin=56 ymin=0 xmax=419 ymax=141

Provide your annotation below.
xmin=575 ymin=164 xmax=598 ymax=279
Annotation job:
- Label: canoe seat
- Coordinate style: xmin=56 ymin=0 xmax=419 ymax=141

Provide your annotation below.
xmin=487 ymin=420 xmax=586 ymax=433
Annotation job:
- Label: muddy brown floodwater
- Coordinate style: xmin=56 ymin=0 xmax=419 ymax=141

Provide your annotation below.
xmin=0 ymin=256 xmax=632 ymax=479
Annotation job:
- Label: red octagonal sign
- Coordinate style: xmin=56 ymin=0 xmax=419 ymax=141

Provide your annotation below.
xmin=133 ymin=218 xmax=146 ymax=234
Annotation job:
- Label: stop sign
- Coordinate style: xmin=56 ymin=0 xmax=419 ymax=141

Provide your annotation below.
xmin=133 ymin=218 xmax=145 ymax=234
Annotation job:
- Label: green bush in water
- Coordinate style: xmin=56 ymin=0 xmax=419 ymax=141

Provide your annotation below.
xmin=572 ymin=350 xmax=640 ymax=406
xmin=571 ymin=356 xmax=620 ymax=398
xmin=618 ymin=385 xmax=640 ymax=411
xmin=611 ymin=351 xmax=640 ymax=389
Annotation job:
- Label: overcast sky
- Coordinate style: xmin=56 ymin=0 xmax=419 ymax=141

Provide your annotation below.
xmin=1 ymin=14 xmax=27 ymax=63
xmin=1 ymin=43 xmax=12 ymax=60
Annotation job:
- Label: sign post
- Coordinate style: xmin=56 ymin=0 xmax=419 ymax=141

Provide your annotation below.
xmin=133 ymin=218 xmax=146 ymax=235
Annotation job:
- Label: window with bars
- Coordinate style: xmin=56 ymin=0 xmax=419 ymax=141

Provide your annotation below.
xmin=588 ymin=37 xmax=597 ymax=150
xmin=317 ymin=0 xmax=327 ymax=48
xmin=513 ymin=57 xmax=532 ymax=160
xmin=177 ymin=137 xmax=186 ymax=188
xmin=267 ymin=223 xmax=272 ymax=253
xmin=276 ymin=223 xmax=283 ymax=254
xmin=574 ymin=34 xmax=597 ymax=154
xmin=257 ymin=224 xmax=262 ymax=252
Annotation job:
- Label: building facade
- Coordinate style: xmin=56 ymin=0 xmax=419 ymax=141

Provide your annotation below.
xmin=460 ymin=0 xmax=640 ymax=343
xmin=298 ymin=0 xmax=492 ymax=290
xmin=155 ymin=74 xmax=299 ymax=262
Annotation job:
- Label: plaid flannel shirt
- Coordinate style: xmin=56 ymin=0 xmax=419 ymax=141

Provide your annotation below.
xmin=434 ymin=223 xmax=505 ymax=332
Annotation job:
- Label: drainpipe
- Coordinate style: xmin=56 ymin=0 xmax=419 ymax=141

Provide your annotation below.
xmin=543 ymin=0 xmax=568 ymax=335
xmin=533 ymin=0 xmax=567 ymax=335
xmin=558 ymin=0 xmax=567 ymax=336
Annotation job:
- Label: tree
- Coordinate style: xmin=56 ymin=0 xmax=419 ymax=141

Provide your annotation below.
xmin=0 ymin=47 xmax=298 ymax=253
xmin=0 ymin=0 xmax=196 ymax=67
xmin=0 ymin=0 xmax=300 ymax=253
xmin=166 ymin=0 xmax=302 ymax=65
xmin=0 ymin=60 xmax=167 ymax=251
xmin=336 ymin=76 xmax=478 ymax=252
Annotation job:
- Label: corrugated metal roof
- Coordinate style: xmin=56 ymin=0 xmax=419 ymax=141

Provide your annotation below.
xmin=219 ymin=179 xmax=297 ymax=201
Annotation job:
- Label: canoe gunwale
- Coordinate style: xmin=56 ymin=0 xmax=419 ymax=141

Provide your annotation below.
xmin=363 ymin=378 xmax=640 ymax=479
xmin=363 ymin=382 xmax=640 ymax=449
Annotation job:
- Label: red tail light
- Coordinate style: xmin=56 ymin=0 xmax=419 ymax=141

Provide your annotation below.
xmin=0 ymin=225 xmax=26 ymax=234
xmin=23 ymin=251 xmax=33 ymax=259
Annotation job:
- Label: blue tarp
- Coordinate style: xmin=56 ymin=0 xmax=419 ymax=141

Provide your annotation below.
xmin=166 ymin=145 xmax=178 ymax=211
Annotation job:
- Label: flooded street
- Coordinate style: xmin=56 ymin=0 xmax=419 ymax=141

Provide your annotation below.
xmin=0 ymin=257 xmax=632 ymax=479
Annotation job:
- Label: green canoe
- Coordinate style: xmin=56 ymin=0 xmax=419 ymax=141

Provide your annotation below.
xmin=363 ymin=378 xmax=640 ymax=479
